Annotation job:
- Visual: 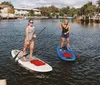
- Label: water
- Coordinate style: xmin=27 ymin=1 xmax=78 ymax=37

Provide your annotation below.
xmin=0 ymin=19 xmax=100 ymax=85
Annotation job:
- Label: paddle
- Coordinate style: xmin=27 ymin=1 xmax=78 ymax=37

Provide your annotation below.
xmin=14 ymin=27 xmax=46 ymax=60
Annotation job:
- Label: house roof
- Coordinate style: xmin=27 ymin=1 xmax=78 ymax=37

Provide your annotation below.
xmin=15 ymin=8 xmax=41 ymax=11
xmin=0 ymin=4 xmax=9 ymax=8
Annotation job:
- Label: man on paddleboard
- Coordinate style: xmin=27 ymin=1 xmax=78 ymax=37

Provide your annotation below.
xmin=23 ymin=19 xmax=36 ymax=60
xmin=59 ymin=19 xmax=71 ymax=51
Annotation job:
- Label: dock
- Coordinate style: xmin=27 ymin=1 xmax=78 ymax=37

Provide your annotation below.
xmin=0 ymin=79 xmax=7 ymax=85
xmin=78 ymin=15 xmax=100 ymax=23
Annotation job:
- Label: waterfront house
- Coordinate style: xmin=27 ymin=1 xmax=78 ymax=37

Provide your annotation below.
xmin=15 ymin=8 xmax=41 ymax=16
xmin=77 ymin=12 xmax=100 ymax=23
xmin=0 ymin=4 xmax=15 ymax=18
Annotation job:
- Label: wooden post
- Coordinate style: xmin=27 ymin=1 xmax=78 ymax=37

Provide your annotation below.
xmin=0 ymin=79 xmax=7 ymax=85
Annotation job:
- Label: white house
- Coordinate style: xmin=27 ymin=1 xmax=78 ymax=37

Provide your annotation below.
xmin=0 ymin=5 xmax=41 ymax=18
xmin=32 ymin=8 xmax=41 ymax=15
xmin=15 ymin=8 xmax=41 ymax=16
xmin=0 ymin=4 xmax=15 ymax=18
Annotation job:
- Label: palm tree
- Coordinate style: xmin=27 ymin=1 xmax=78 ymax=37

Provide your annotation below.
xmin=97 ymin=0 xmax=100 ymax=7
xmin=97 ymin=0 xmax=100 ymax=12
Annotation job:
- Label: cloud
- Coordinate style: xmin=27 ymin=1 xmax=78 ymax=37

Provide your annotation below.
xmin=0 ymin=0 xmax=97 ymax=8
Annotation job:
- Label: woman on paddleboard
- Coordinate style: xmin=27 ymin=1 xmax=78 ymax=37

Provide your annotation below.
xmin=59 ymin=19 xmax=71 ymax=51
xmin=23 ymin=19 xmax=36 ymax=60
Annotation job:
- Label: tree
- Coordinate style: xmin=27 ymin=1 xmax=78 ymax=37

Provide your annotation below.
xmin=48 ymin=5 xmax=59 ymax=13
xmin=1 ymin=1 xmax=15 ymax=14
xmin=38 ymin=5 xmax=59 ymax=17
xmin=67 ymin=7 xmax=76 ymax=17
xmin=80 ymin=1 xmax=96 ymax=15
xmin=1 ymin=1 xmax=14 ymax=8
xmin=59 ymin=11 xmax=64 ymax=16
xmin=76 ymin=8 xmax=81 ymax=16
xmin=60 ymin=6 xmax=70 ymax=14
xmin=38 ymin=7 xmax=48 ymax=16
xmin=8 ymin=8 xmax=15 ymax=14
xmin=85 ymin=5 xmax=96 ymax=15
xmin=97 ymin=0 xmax=100 ymax=12
xmin=29 ymin=10 xmax=34 ymax=16
xmin=97 ymin=0 xmax=100 ymax=7
xmin=35 ymin=1 xmax=98 ymax=17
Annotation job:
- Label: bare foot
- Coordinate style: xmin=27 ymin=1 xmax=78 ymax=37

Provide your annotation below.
xmin=23 ymin=57 xmax=26 ymax=60
xmin=23 ymin=56 xmax=27 ymax=61
xmin=30 ymin=57 xmax=33 ymax=60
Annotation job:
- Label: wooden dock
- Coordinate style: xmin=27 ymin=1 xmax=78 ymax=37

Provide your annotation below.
xmin=77 ymin=15 xmax=100 ymax=23
xmin=0 ymin=79 xmax=7 ymax=85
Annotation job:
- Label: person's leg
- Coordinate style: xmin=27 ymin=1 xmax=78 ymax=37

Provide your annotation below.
xmin=66 ymin=37 xmax=70 ymax=49
xmin=30 ymin=40 xmax=34 ymax=59
xmin=23 ymin=40 xmax=29 ymax=60
xmin=60 ymin=37 xmax=65 ymax=50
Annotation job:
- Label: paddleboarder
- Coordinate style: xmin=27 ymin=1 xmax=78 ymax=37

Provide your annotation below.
xmin=59 ymin=19 xmax=71 ymax=51
xmin=23 ymin=19 xmax=36 ymax=60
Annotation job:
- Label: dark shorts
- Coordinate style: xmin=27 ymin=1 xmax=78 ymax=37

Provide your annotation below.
xmin=61 ymin=33 xmax=69 ymax=38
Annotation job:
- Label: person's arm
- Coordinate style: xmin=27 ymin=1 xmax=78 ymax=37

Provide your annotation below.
xmin=32 ymin=26 xmax=37 ymax=38
xmin=62 ymin=23 xmax=67 ymax=28
xmin=64 ymin=26 xmax=71 ymax=35
xmin=59 ymin=23 xmax=64 ymax=29
xmin=59 ymin=24 xmax=62 ymax=29
xmin=33 ymin=33 xmax=36 ymax=38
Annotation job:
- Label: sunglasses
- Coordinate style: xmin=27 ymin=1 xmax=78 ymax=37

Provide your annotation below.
xmin=29 ymin=22 xmax=33 ymax=24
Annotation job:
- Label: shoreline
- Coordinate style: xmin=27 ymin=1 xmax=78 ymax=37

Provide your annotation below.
xmin=0 ymin=16 xmax=100 ymax=24
xmin=0 ymin=16 xmax=73 ymax=20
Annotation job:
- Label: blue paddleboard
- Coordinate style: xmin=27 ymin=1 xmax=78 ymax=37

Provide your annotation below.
xmin=57 ymin=45 xmax=76 ymax=61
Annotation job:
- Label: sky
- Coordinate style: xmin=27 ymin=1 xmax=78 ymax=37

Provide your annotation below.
xmin=0 ymin=0 xmax=97 ymax=8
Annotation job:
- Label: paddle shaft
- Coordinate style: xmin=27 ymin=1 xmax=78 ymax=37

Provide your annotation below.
xmin=37 ymin=27 xmax=46 ymax=36
xmin=14 ymin=27 xmax=46 ymax=60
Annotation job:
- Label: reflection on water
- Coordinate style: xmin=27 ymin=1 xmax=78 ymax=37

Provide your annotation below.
xmin=77 ymin=20 xmax=100 ymax=29
xmin=0 ymin=19 xmax=100 ymax=85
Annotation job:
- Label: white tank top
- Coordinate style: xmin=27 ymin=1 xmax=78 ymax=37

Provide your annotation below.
xmin=28 ymin=26 xmax=35 ymax=40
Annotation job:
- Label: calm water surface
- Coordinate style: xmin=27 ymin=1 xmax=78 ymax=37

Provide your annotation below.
xmin=0 ymin=19 xmax=100 ymax=85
